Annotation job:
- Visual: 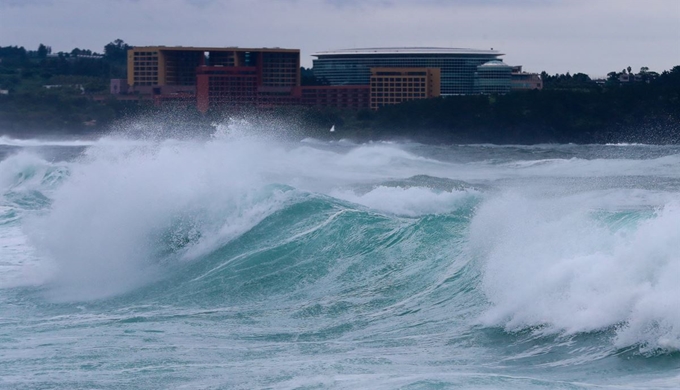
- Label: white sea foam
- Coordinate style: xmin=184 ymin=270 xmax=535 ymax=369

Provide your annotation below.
xmin=0 ymin=222 xmax=50 ymax=289
xmin=14 ymin=122 xmax=463 ymax=300
xmin=604 ymin=143 xmax=652 ymax=146
xmin=7 ymin=123 xmax=680 ymax=334
xmin=473 ymin=190 xmax=680 ymax=352
xmin=0 ymin=153 xmax=61 ymax=288
xmin=23 ymin=133 xmax=293 ymax=300
xmin=0 ymin=136 xmax=98 ymax=147
xmin=497 ymin=155 xmax=680 ymax=178
xmin=0 ymin=151 xmax=56 ymax=192
xmin=3 ymin=130 xmax=680 ymax=387
xmin=331 ymin=186 xmax=474 ymax=217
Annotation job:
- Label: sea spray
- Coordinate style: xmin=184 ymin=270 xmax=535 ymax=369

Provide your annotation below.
xmin=473 ymin=191 xmax=680 ymax=352
xmin=24 ymin=135 xmax=299 ymax=301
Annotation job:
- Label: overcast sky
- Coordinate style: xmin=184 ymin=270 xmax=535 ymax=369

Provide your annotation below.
xmin=1 ymin=0 xmax=678 ymax=77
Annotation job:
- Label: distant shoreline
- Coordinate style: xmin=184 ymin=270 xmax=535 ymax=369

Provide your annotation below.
xmin=2 ymin=65 xmax=679 ymax=145
xmin=1 ymin=118 xmax=678 ymax=146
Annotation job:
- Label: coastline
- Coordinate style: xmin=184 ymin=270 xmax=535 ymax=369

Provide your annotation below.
xmin=2 ymin=110 xmax=677 ymax=146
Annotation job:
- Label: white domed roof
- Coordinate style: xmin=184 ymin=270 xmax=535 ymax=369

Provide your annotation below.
xmin=479 ymin=60 xmax=510 ymax=67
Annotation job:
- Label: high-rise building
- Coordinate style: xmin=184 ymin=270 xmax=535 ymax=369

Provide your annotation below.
xmin=127 ymin=46 xmax=300 ymax=89
xmin=127 ymin=46 xmax=300 ymax=111
xmin=312 ymin=47 xmax=505 ymax=95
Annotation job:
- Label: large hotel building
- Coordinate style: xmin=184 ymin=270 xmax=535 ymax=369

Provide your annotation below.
xmin=128 ymin=46 xmax=300 ymax=88
xmin=312 ymin=47 xmax=511 ymax=95
xmin=117 ymin=46 xmax=540 ymax=111
xmin=127 ymin=46 xmax=300 ymax=110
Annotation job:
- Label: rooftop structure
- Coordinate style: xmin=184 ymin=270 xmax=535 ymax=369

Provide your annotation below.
xmin=312 ymin=47 xmax=504 ymax=95
xmin=315 ymin=47 xmax=504 ymax=56
xmin=510 ymin=66 xmax=543 ymax=90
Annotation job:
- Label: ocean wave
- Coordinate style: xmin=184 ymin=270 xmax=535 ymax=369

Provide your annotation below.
xmin=473 ymin=191 xmax=680 ymax=354
xmin=495 ymin=154 xmax=680 ymax=179
xmin=331 ymin=185 xmax=477 ymax=217
xmin=3 ymin=129 xmax=680 ymax=388
xmin=13 ymin=129 xmax=453 ymax=300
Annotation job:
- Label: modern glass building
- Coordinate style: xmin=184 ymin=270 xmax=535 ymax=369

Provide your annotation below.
xmin=474 ymin=60 xmax=512 ymax=94
xmin=312 ymin=47 xmax=505 ymax=95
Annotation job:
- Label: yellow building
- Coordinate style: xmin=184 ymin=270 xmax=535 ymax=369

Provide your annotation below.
xmin=369 ymin=67 xmax=440 ymax=110
xmin=127 ymin=46 xmax=300 ymax=88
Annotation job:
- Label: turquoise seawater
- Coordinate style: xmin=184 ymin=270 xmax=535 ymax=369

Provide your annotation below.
xmin=1 ymin=126 xmax=679 ymax=389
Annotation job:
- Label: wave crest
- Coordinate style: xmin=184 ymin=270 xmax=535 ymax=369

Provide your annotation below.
xmin=474 ymin=192 xmax=680 ymax=354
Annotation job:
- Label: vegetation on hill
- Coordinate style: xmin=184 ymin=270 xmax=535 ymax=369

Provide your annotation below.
xmin=0 ymin=40 xmax=144 ymax=135
xmin=348 ymin=66 xmax=680 ymax=144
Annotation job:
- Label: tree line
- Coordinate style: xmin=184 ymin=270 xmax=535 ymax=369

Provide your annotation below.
xmin=330 ymin=65 xmax=680 ymax=144
xmin=0 ymin=40 xmax=145 ymax=135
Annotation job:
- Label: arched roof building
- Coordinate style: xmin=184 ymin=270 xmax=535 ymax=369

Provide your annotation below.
xmin=312 ymin=47 xmax=505 ymax=95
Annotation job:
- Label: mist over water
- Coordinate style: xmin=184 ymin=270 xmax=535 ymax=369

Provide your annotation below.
xmin=1 ymin=121 xmax=679 ymax=389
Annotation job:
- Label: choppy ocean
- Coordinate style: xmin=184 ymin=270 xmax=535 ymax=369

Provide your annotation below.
xmin=1 ymin=122 xmax=679 ymax=389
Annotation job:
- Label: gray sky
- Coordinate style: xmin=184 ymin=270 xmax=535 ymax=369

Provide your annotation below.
xmin=1 ymin=0 xmax=678 ymax=77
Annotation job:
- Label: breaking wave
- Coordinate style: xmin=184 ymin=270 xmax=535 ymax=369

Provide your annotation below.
xmin=1 ymin=123 xmax=679 ymax=389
